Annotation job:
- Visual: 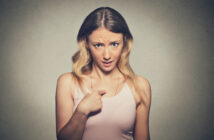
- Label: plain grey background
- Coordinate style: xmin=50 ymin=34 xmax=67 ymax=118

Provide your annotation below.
xmin=0 ymin=0 xmax=213 ymax=140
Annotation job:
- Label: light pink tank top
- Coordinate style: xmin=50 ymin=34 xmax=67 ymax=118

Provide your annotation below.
xmin=73 ymin=82 xmax=136 ymax=140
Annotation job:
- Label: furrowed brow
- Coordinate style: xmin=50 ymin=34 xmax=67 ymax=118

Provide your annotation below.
xmin=110 ymin=40 xmax=121 ymax=43
xmin=91 ymin=42 xmax=104 ymax=44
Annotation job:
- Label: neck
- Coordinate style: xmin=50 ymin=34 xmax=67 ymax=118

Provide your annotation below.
xmin=90 ymin=63 xmax=121 ymax=81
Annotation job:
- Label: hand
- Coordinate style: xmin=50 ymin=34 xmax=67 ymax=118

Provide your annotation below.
xmin=77 ymin=89 xmax=106 ymax=116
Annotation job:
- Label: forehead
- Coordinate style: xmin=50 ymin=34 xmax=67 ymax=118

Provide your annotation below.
xmin=88 ymin=27 xmax=123 ymax=42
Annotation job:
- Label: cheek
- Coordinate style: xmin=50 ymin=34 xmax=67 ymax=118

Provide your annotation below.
xmin=113 ymin=48 xmax=123 ymax=58
xmin=89 ymin=49 xmax=101 ymax=61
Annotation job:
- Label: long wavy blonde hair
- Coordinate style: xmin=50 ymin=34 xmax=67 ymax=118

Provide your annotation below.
xmin=72 ymin=7 xmax=138 ymax=92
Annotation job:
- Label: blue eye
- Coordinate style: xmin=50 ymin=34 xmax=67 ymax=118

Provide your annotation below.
xmin=93 ymin=44 xmax=102 ymax=48
xmin=111 ymin=42 xmax=119 ymax=47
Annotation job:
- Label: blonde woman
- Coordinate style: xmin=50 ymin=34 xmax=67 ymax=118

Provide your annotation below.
xmin=55 ymin=7 xmax=151 ymax=140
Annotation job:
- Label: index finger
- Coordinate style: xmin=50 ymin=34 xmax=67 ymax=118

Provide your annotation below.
xmin=98 ymin=90 xmax=106 ymax=96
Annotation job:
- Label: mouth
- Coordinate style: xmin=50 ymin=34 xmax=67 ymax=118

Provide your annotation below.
xmin=102 ymin=61 xmax=113 ymax=67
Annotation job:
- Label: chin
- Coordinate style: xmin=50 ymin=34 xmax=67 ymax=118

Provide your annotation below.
xmin=104 ymin=67 xmax=114 ymax=71
xmin=102 ymin=65 xmax=117 ymax=73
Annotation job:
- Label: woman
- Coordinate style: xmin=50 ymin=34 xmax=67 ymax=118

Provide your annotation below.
xmin=55 ymin=7 xmax=151 ymax=140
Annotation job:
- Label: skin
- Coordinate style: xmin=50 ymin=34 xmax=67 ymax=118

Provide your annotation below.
xmin=55 ymin=27 xmax=151 ymax=140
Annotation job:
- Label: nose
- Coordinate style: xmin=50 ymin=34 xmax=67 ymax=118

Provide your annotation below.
xmin=103 ymin=48 xmax=111 ymax=61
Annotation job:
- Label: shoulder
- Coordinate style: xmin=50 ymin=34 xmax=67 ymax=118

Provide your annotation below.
xmin=134 ymin=75 xmax=152 ymax=108
xmin=135 ymin=75 xmax=151 ymax=94
xmin=57 ymin=72 xmax=75 ymax=83
xmin=57 ymin=72 xmax=76 ymax=88
xmin=56 ymin=72 xmax=77 ymax=99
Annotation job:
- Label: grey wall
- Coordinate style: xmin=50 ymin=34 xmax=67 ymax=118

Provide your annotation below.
xmin=0 ymin=0 xmax=213 ymax=140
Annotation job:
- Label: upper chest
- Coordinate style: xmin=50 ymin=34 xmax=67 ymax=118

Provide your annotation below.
xmin=72 ymin=81 xmax=142 ymax=111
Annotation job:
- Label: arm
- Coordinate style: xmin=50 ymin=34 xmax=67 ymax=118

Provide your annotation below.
xmin=133 ymin=76 xmax=152 ymax=140
xmin=55 ymin=73 xmax=89 ymax=140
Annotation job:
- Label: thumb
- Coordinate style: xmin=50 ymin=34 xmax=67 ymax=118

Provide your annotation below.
xmin=97 ymin=90 xmax=106 ymax=96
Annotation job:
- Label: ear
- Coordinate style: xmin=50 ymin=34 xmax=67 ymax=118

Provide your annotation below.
xmin=84 ymin=40 xmax=89 ymax=49
xmin=123 ymin=35 xmax=127 ymax=47
xmin=86 ymin=44 xmax=90 ymax=50
xmin=85 ymin=37 xmax=91 ymax=49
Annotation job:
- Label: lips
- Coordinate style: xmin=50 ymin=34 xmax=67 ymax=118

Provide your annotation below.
xmin=102 ymin=61 xmax=112 ymax=64
xmin=102 ymin=61 xmax=113 ymax=67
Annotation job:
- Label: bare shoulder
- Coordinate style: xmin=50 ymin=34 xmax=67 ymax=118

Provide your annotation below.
xmin=56 ymin=72 xmax=76 ymax=99
xmin=135 ymin=75 xmax=151 ymax=94
xmin=57 ymin=72 xmax=75 ymax=89
xmin=135 ymin=75 xmax=152 ymax=108
xmin=57 ymin=72 xmax=75 ymax=82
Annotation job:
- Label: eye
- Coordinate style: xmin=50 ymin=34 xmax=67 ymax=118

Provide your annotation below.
xmin=93 ymin=44 xmax=102 ymax=48
xmin=111 ymin=42 xmax=119 ymax=47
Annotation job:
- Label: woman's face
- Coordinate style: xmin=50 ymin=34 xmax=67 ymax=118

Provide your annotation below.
xmin=87 ymin=27 xmax=124 ymax=73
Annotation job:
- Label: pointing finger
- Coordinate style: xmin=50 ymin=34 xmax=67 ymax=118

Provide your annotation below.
xmin=98 ymin=90 xmax=106 ymax=96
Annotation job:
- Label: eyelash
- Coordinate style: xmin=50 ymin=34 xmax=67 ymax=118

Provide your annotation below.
xmin=111 ymin=42 xmax=119 ymax=47
xmin=93 ymin=43 xmax=119 ymax=48
xmin=93 ymin=44 xmax=102 ymax=48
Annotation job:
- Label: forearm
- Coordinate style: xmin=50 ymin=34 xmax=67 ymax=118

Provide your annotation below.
xmin=134 ymin=128 xmax=150 ymax=140
xmin=57 ymin=108 xmax=88 ymax=140
xmin=134 ymin=119 xmax=150 ymax=140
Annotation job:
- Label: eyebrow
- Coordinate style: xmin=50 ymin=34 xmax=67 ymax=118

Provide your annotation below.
xmin=91 ymin=40 xmax=122 ymax=44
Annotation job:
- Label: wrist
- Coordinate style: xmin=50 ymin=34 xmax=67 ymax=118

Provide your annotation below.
xmin=76 ymin=105 xmax=90 ymax=117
